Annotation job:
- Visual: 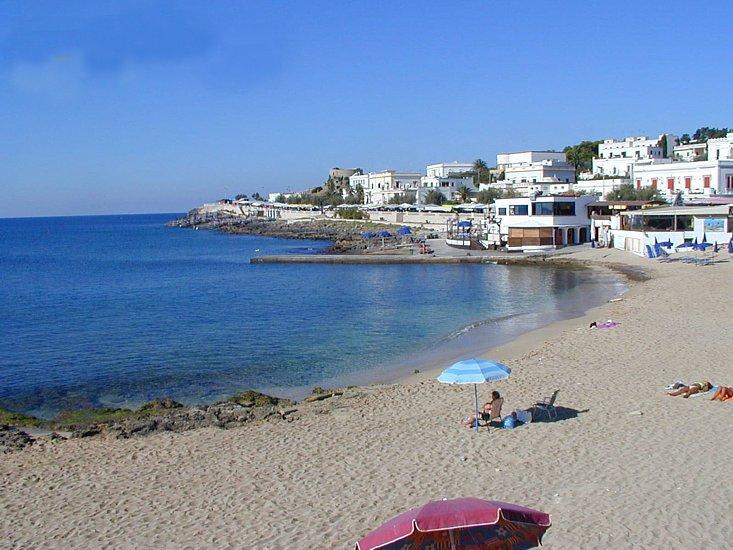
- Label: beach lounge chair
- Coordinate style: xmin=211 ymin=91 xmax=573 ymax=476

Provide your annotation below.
xmin=480 ymin=397 xmax=503 ymax=427
xmin=534 ymin=390 xmax=559 ymax=421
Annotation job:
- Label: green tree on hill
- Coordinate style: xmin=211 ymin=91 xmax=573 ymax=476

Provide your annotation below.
xmin=476 ymin=188 xmax=503 ymax=204
xmin=388 ymin=192 xmax=416 ymax=204
xmin=605 ymin=184 xmax=662 ymax=202
xmin=692 ymin=127 xmax=730 ymax=141
xmin=424 ymin=189 xmax=445 ymax=205
xmin=473 ymin=159 xmax=489 ymax=186
xmin=457 ymin=186 xmax=472 ymax=203
xmin=563 ymin=140 xmax=602 ymax=174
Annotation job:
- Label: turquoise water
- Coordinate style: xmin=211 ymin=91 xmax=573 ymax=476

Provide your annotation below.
xmin=0 ymin=214 xmax=625 ymax=417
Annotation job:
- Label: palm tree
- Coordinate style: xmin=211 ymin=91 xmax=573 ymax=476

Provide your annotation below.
xmin=457 ymin=185 xmax=471 ymax=203
xmin=473 ymin=159 xmax=489 ymax=187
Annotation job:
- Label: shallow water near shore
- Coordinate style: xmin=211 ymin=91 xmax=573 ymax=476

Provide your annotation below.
xmin=0 ymin=214 xmax=626 ymax=417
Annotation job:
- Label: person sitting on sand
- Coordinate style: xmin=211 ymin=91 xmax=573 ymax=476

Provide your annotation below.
xmin=463 ymin=391 xmax=503 ymax=428
xmin=667 ymin=381 xmax=712 ymax=398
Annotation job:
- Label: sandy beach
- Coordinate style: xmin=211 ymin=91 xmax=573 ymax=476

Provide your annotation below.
xmin=2 ymin=247 xmax=732 ymax=549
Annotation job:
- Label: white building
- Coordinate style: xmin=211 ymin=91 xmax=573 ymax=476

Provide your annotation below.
xmin=490 ymin=194 xmax=596 ymax=251
xmin=502 ymin=158 xmax=576 ymax=185
xmin=426 ymin=162 xmax=474 ymax=178
xmin=572 ymin=178 xmax=629 ymax=197
xmin=707 ymin=132 xmax=733 ymax=161
xmin=349 ymin=170 xmax=422 ymax=205
xmin=631 ymin=159 xmax=733 ymax=199
xmin=610 ymin=204 xmax=733 ymax=257
xmin=417 ymin=175 xmax=474 ymax=204
xmin=592 ymin=134 xmax=676 ymax=177
xmin=496 ymin=151 xmax=566 ymax=170
xmin=673 ymin=142 xmax=707 ymax=162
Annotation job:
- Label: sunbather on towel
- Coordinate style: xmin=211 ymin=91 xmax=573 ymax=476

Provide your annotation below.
xmin=711 ymin=386 xmax=733 ymax=402
xmin=668 ymin=381 xmax=712 ymax=397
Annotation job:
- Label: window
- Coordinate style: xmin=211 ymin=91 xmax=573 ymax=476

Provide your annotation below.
xmin=553 ymin=202 xmax=576 ymax=216
xmin=685 ymin=177 xmax=691 ymax=189
xmin=675 ymin=216 xmax=693 ymax=230
xmin=651 ymin=178 xmax=658 ymax=189
xmin=667 ymin=178 xmax=675 ymax=190
xmin=703 ymin=175 xmax=711 ymax=188
xmin=532 ymin=202 xmax=553 ymax=215
xmin=497 ymin=207 xmax=507 ymax=215
xmin=509 ymin=204 xmax=528 ymax=215
xmin=727 ymin=175 xmax=733 ymax=190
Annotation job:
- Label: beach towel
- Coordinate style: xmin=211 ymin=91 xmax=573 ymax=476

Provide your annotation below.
xmin=711 ymin=386 xmax=733 ymax=402
xmin=597 ymin=321 xmax=620 ymax=330
xmin=689 ymin=386 xmax=717 ymax=398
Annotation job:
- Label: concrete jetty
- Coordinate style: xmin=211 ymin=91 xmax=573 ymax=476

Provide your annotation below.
xmin=250 ymin=254 xmax=543 ymax=265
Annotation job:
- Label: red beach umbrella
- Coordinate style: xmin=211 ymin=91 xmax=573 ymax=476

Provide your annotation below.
xmin=355 ymin=497 xmax=551 ymax=550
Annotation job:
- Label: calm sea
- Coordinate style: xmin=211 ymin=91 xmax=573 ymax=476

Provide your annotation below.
xmin=0 ymin=214 xmax=626 ymax=417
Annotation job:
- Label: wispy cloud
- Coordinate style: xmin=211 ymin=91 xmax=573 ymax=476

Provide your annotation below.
xmin=0 ymin=3 xmax=291 ymax=95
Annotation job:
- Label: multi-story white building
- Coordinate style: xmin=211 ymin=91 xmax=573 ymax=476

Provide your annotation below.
xmin=707 ymin=132 xmax=733 ymax=161
xmin=418 ymin=175 xmax=474 ymax=204
xmin=496 ymin=151 xmax=566 ymax=170
xmin=592 ymin=134 xmax=676 ymax=177
xmin=503 ymin=159 xmax=576 ymax=185
xmin=631 ymin=159 xmax=733 ymax=199
xmin=426 ymin=162 xmax=474 ymax=178
xmin=490 ymin=194 xmax=596 ymax=251
xmin=349 ymin=170 xmax=422 ymax=205
xmin=673 ymin=142 xmax=707 ymax=162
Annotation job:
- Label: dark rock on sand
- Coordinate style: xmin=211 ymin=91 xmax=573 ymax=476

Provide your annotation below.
xmin=0 ymin=425 xmax=34 ymax=453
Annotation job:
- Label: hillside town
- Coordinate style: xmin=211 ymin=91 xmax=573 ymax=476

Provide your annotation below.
xmin=203 ymin=128 xmax=733 ymax=258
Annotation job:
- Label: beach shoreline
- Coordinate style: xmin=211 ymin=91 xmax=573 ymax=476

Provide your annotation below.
xmin=2 ymin=252 xmax=629 ymax=422
xmin=2 ymin=247 xmax=731 ymax=548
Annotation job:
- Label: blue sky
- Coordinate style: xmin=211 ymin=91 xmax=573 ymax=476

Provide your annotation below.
xmin=2 ymin=1 xmax=732 ymax=217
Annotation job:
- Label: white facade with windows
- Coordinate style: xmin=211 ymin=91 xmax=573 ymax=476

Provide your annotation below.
xmin=490 ymin=195 xmax=596 ymax=251
xmin=609 ymin=205 xmax=733 ymax=257
xmin=417 ymin=175 xmax=474 ymax=204
xmin=673 ymin=142 xmax=707 ymax=162
xmin=592 ymin=134 xmax=676 ymax=177
xmin=426 ymin=162 xmax=474 ymax=178
xmin=349 ymin=170 xmax=422 ymax=205
xmin=503 ymin=159 xmax=576 ymax=185
xmin=707 ymin=132 xmax=733 ymax=161
xmin=631 ymin=160 xmax=733 ymax=199
xmin=496 ymin=151 xmax=566 ymax=170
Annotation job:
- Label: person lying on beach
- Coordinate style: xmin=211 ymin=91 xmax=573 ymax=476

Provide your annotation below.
xmin=463 ymin=391 xmax=503 ymax=428
xmin=667 ymin=381 xmax=712 ymax=397
xmin=711 ymin=386 xmax=733 ymax=402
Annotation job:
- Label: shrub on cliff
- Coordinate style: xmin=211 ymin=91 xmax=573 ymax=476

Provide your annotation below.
xmin=337 ymin=208 xmax=369 ymax=220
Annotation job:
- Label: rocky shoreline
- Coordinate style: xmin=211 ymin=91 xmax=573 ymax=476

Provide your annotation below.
xmin=168 ymin=208 xmax=401 ymax=253
xmin=0 ymin=387 xmax=352 ymax=453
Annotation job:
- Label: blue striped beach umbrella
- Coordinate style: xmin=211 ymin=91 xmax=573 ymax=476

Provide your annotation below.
xmin=438 ymin=359 xmax=511 ymax=432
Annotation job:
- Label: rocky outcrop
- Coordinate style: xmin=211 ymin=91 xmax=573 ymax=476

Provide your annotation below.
xmin=0 ymin=425 xmax=34 ymax=453
xmin=167 ymin=208 xmax=384 ymax=253
xmin=3 ymin=387 xmax=358 ymax=449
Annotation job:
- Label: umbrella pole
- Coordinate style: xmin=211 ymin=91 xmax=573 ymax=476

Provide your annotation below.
xmin=474 ymin=383 xmax=479 ymax=432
